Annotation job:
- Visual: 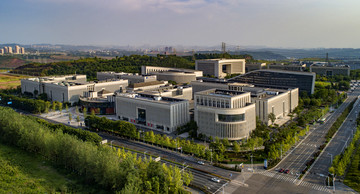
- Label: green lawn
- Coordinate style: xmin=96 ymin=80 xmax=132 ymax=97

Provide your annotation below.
xmin=0 ymin=142 xmax=106 ymax=193
xmin=344 ymin=144 xmax=360 ymax=192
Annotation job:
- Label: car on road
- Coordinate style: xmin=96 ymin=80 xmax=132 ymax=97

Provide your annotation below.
xmin=197 ymin=161 xmax=205 ymax=165
xmin=284 ymin=169 xmax=290 ymax=174
xmin=211 ymin=177 xmax=220 ymax=183
xmin=279 ymin=168 xmax=284 ymax=173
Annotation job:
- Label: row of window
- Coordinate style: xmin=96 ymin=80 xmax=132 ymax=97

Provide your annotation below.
xmin=218 ymin=114 xmax=245 ymax=122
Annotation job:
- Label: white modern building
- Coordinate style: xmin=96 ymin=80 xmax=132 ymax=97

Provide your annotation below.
xmin=97 ymin=71 xmax=157 ymax=84
xmin=116 ymin=93 xmax=190 ymax=133
xmin=21 ymin=75 xmax=128 ymax=104
xmin=195 ymin=59 xmax=246 ymax=78
xmin=194 ymin=89 xmax=256 ymax=140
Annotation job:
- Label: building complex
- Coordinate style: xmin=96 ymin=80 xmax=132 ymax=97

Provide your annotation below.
xmin=21 ymin=75 xmax=128 ymax=104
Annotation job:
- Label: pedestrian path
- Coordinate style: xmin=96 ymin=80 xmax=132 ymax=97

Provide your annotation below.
xmin=257 ymin=171 xmax=331 ymax=193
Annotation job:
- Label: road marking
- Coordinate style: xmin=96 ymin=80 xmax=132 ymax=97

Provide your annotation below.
xmin=231 ymin=180 xmax=248 ymax=187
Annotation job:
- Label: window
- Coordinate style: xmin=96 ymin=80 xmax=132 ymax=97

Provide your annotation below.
xmin=122 ymin=117 xmax=129 ymax=121
xmin=156 ymin=125 xmax=164 ymax=130
xmin=218 ymin=114 xmax=245 ymax=122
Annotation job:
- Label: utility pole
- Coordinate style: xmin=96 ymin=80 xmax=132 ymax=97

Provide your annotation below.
xmin=251 ymin=154 xmax=254 ymax=173
xmin=280 ymin=144 xmax=283 ymax=159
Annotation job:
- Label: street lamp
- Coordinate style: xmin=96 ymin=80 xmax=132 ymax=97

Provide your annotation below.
xmin=330 ymin=173 xmax=335 ymax=193
xmin=144 ymin=151 xmax=147 ymax=160
xmin=210 ymin=149 xmax=213 ymax=165
xmin=110 ymin=140 xmax=114 ymax=148
xmin=250 ymin=154 xmax=254 ymax=173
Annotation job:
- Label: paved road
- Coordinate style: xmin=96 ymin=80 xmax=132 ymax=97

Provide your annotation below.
xmin=304 ymin=89 xmax=360 ymax=186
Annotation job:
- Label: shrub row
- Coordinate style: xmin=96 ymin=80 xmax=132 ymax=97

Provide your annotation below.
xmin=35 ymin=118 xmax=102 ymax=145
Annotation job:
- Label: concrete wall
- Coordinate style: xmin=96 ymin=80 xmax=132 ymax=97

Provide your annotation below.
xmin=116 ymin=96 xmax=189 ymax=133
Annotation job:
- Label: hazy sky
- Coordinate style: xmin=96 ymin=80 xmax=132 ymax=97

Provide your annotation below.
xmin=1 ymin=0 xmax=360 ymax=48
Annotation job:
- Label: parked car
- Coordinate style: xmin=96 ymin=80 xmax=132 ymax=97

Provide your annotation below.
xmin=211 ymin=177 xmax=220 ymax=183
xmin=284 ymin=169 xmax=290 ymax=174
xmin=279 ymin=168 xmax=285 ymax=173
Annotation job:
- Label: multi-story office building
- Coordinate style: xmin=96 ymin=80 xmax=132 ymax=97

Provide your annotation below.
xmin=21 ymin=75 xmax=128 ymax=104
xmin=195 ymin=59 xmax=246 ymax=78
xmin=127 ymin=81 xmax=168 ymax=92
xmin=228 ymin=69 xmax=315 ymax=94
xmin=194 ymin=89 xmax=256 ymax=140
xmin=141 ymin=66 xmax=203 ymax=84
xmin=268 ymin=63 xmax=305 ymax=72
xmin=245 ymin=63 xmax=266 ymax=72
xmin=97 ymin=71 xmax=157 ymax=84
xmin=191 ymin=79 xmax=298 ymax=125
xmin=310 ymin=64 xmax=350 ymax=76
xmin=139 ymin=85 xmax=193 ymax=100
xmin=240 ymin=87 xmax=298 ymax=125
xmin=141 ymin=66 xmax=203 ymax=77
xmin=116 ymin=93 xmax=190 ymax=133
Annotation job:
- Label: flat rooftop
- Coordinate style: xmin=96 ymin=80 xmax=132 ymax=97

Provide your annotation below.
xmin=197 ymin=89 xmax=247 ymax=97
xmin=117 ymin=93 xmax=187 ymax=104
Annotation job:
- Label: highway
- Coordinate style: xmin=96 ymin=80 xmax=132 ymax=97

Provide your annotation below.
xmin=303 ymin=88 xmax=360 ymax=186
xmin=109 ymin=141 xmax=229 ymax=193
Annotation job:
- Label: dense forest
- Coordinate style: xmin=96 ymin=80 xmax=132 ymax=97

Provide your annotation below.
xmin=12 ymin=53 xmax=253 ymax=80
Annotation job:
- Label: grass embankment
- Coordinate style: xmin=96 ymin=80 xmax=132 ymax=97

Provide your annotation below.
xmin=0 ymin=142 xmax=104 ymax=193
xmin=0 ymin=73 xmax=29 ymax=89
xmin=344 ymin=144 xmax=360 ymax=192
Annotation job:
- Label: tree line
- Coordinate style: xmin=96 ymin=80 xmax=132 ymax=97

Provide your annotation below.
xmin=12 ymin=53 xmax=253 ymax=80
xmin=0 ymin=107 xmax=192 ymax=193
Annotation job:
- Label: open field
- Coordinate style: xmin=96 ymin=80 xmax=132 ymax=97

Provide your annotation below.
xmin=0 ymin=73 xmax=29 ymax=89
xmin=0 ymin=142 xmax=105 ymax=193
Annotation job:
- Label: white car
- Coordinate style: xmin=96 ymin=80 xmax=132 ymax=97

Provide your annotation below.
xmin=211 ymin=177 xmax=220 ymax=183
xmin=197 ymin=161 xmax=205 ymax=165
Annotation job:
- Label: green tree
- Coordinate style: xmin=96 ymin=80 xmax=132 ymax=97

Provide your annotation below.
xmin=69 ymin=113 xmax=72 ymax=122
xmin=233 ymin=141 xmax=240 ymax=156
xmin=268 ymin=113 xmax=276 ymax=125
xmin=58 ymin=102 xmax=63 ymax=114
xmin=51 ymin=101 xmax=57 ymax=112
xmin=65 ymin=104 xmax=69 ymax=112
xmin=83 ymin=107 xmax=87 ymax=118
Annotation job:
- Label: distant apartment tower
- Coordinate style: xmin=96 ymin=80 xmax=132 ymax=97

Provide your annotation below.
xmin=7 ymin=46 xmax=13 ymax=54
xmin=15 ymin=45 xmax=21 ymax=54
xmin=194 ymin=89 xmax=256 ymax=140
xmin=4 ymin=46 xmax=8 ymax=53
xmin=20 ymin=47 xmax=25 ymax=54
xmin=195 ymin=59 xmax=246 ymax=78
xmin=0 ymin=49 xmax=3 ymax=55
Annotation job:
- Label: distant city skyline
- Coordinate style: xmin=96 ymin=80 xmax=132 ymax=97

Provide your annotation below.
xmin=1 ymin=0 xmax=360 ymax=48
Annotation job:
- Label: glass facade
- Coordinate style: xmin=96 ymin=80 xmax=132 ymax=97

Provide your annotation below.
xmin=218 ymin=114 xmax=245 ymax=122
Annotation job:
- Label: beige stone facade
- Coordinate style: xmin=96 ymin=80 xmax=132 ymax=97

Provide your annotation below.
xmin=21 ymin=75 xmax=128 ymax=104
xmin=115 ymin=93 xmax=190 ymax=133
xmin=194 ymin=89 xmax=256 ymax=140
xmin=195 ymin=59 xmax=246 ymax=78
